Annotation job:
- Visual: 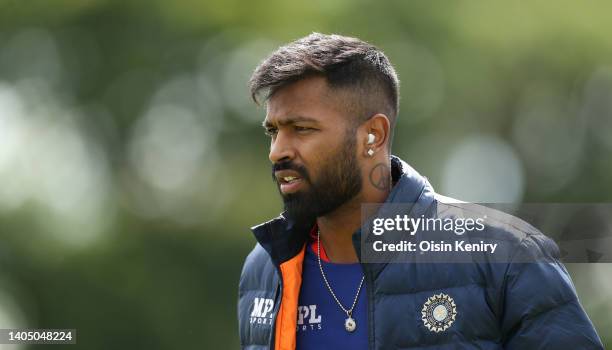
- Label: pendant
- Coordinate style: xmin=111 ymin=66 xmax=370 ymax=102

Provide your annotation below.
xmin=344 ymin=317 xmax=356 ymax=332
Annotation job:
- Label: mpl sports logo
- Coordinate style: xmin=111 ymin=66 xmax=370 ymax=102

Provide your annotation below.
xmin=250 ymin=297 xmax=274 ymax=325
xmin=297 ymin=304 xmax=322 ymax=331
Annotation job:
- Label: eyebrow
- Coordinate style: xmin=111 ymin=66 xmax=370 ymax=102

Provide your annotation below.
xmin=262 ymin=115 xmax=320 ymax=128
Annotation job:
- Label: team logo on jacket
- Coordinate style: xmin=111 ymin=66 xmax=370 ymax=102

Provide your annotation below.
xmin=421 ymin=293 xmax=457 ymax=333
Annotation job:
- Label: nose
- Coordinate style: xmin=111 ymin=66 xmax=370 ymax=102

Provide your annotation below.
xmin=268 ymin=130 xmax=295 ymax=164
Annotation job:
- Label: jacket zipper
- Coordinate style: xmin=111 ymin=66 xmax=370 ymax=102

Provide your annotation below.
xmin=361 ymin=263 xmax=375 ymax=350
xmin=269 ymin=266 xmax=282 ymax=350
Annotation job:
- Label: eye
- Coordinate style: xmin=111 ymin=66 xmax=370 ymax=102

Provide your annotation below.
xmin=264 ymin=127 xmax=278 ymax=137
xmin=295 ymin=126 xmax=314 ymax=133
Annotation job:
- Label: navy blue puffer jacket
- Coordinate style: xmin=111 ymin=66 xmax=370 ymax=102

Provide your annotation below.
xmin=238 ymin=155 xmax=603 ymax=349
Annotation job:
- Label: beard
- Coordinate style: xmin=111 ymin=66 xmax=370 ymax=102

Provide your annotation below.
xmin=272 ymin=132 xmax=363 ymax=226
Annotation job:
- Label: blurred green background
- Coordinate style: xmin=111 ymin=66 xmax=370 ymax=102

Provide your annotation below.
xmin=0 ymin=0 xmax=611 ymax=348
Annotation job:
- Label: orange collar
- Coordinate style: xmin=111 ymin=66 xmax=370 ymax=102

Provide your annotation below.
xmin=308 ymin=223 xmax=331 ymax=262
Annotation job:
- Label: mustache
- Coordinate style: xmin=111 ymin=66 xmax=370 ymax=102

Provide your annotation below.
xmin=271 ymin=161 xmax=310 ymax=183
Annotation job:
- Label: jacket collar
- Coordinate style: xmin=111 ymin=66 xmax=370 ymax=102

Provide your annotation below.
xmin=250 ymin=155 xmax=435 ymax=266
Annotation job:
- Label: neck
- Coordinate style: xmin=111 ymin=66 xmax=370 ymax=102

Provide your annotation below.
xmin=318 ymin=160 xmax=392 ymax=263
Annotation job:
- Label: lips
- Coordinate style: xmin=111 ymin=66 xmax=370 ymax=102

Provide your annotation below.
xmin=274 ymin=169 xmax=305 ymax=194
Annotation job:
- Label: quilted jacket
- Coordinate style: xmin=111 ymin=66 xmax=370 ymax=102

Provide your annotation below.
xmin=238 ymin=155 xmax=603 ymax=349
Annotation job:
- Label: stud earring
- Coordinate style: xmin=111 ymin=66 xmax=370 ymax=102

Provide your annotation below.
xmin=367 ymin=149 xmax=374 ymax=157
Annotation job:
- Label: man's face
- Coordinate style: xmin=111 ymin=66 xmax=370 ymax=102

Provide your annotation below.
xmin=264 ymin=76 xmax=363 ymax=224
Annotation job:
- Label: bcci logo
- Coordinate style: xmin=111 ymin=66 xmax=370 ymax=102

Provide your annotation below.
xmin=421 ymin=293 xmax=457 ymax=333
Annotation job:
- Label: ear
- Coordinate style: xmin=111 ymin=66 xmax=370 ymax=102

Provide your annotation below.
xmin=359 ymin=113 xmax=391 ymax=158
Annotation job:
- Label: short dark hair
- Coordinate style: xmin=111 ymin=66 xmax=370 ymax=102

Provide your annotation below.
xmin=249 ymin=33 xmax=400 ymax=147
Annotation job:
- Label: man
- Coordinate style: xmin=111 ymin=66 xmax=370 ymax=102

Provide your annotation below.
xmin=237 ymin=33 xmax=603 ymax=349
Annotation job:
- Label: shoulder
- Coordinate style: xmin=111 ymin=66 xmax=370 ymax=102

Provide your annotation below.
xmin=434 ymin=193 xmax=561 ymax=261
xmin=243 ymin=243 xmax=273 ymax=269
xmin=239 ymin=243 xmax=278 ymax=292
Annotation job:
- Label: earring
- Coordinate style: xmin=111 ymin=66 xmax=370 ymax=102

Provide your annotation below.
xmin=367 ymin=149 xmax=374 ymax=156
xmin=367 ymin=133 xmax=375 ymax=144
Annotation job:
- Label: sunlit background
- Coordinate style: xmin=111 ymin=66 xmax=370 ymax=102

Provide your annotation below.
xmin=0 ymin=1 xmax=611 ymax=348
